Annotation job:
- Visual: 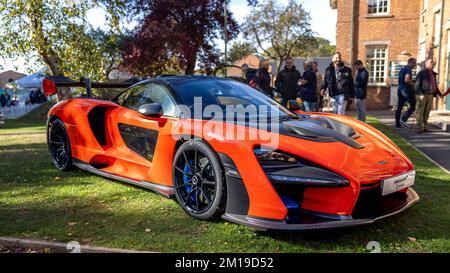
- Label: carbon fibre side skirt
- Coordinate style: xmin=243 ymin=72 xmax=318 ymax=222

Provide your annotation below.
xmin=72 ymin=159 xmax=174 ymax=199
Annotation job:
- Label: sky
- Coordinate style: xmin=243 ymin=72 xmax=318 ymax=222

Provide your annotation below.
xmin=229 ymin=0 xmax=337 ymax=44
xmin=1 ymin=0 xmax=337 ymax=73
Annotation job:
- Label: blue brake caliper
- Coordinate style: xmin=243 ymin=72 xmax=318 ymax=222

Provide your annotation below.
xmin=183 ymin=161 xmax=196 ymax=202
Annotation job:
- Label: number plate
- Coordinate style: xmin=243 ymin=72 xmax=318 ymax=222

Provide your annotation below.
xmin=381 ymin=171 xmax=415 ymax=196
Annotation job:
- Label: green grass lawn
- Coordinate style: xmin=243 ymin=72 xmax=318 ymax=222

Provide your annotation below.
xmin=0 ymin=107 xmax=449 ymax=252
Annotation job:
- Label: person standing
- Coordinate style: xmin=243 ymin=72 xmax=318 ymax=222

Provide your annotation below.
xmin=241 ymin=63 xmax=256 ymax=85
xmin=415 ymin=59 xmax=440 ymax=133
xmin=0 ymin=92 xmax=6 ymax=107
xmin=298 ymin=58 xmax=318 ymax=112
xmin=4 ymin=89 xmax=11 ymax=107
xmin=0 ymin=90 xmax=4 ymax=124
xmin=275 ymin=57 xmax=302 ymax=107
xmin=313 ymin=61 xmax=325 ymax=111
xmin=353 ymin=60 xmax=369 ymax=122
xmin=321 ymin=52 xmax=355 ymax=115
xmin=395 ymin=58 xmax=417 ymax=128
xmin=255 ymin=60 xmax=273 ymax=97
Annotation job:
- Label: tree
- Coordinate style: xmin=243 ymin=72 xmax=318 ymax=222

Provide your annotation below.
xmin=91 ymin=29 xmax=127 ymax=80
xmin=228 ymin=41 xmax=256 ymax=63
xmin=0 ymin=0 xmax=125 ymax=100
xmin=292 ymin=37 xmax=336 ymax=58
xmin=243 ymin=0 xmax=315 ymax=73
xmin=265 ymin=37 xmax=336 ymax=59
xmin=121 ymin=0 xmax=239 ymax=76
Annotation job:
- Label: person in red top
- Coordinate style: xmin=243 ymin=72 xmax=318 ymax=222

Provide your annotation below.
xmin=415 ymin=59 xmax=440 ymax=133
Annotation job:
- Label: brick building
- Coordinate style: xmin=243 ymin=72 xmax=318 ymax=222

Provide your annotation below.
xmin=331 ymin=0 xmax=421 ymax=110
xmin=417 ymin=0 xmax=450 ymax=111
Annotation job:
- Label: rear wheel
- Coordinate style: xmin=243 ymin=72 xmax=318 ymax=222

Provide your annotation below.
xmin=48 ymin=118 xmax=72 ymax=171
xmin=173 ymin=140 xmax=226 ymax=220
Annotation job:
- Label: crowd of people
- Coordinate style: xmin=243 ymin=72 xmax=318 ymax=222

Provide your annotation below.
xmin=0 ymin=90 xmax=15 ymax=108
xmin=0 ymin=84 xmax=47 ymax=125
xmin=241 ymin=52 xmax=444 ymax=133
xmin=241 ymin=52 xmax=369 ymax=122
xmin=26 ymin=88 xmax=47 ymax=105
xmin=395 ymin=58 xmax=445 ymax=133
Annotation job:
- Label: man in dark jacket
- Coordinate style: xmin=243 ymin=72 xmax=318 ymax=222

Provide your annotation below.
xmin=395 ymin=58 xmax=417 ymax=129
xmin=415 ymin=59 xmax=440 ymax=133
xmin=353 ymin=60 xmax=369 ymax=122
xmin=298 ymin=58 xmax=318 ymax=112
xmin=320 ymin=52 xmax=355 ymax=115
xmin=275 ymin=57 xmax=302 ymax=107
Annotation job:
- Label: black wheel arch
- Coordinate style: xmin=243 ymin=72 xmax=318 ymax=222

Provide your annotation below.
xmin=46 ymin=115 xmax=61 ymax=145
xmin=173 ymin=136 xmax=250 ymax=217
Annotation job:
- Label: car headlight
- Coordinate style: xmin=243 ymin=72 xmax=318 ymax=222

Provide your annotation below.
xmin=254 ymin=147 xmax=350 ymax=187
xmin=254 ymin=147 xmax=297 ymax=163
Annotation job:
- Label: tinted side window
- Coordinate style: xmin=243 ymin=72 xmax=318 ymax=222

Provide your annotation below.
xmin=149 ymin=84 xmax=176 ymax=117
xmin=115 ymin=83 xmax=176 ymax=116
xmin=114 ymin=84 xmax=147 ymax=109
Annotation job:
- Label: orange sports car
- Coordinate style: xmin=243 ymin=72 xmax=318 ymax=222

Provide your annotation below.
xmin=45 ymin=75 xmax=419 ymax=230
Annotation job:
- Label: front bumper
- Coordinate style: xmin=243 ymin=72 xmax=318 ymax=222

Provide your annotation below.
xmin=222 ymin=187 xmax=419 ymax=231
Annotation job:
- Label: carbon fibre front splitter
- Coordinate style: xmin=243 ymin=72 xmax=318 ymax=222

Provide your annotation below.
xmin=222 ymin=188 xmax=419 ymax=231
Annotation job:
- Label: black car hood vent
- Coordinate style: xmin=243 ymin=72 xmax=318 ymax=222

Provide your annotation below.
xmin=282 ymin=116 xmax=364 ymax=149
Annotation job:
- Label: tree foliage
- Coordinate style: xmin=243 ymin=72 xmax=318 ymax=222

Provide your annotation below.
xmin=91 ymin=29 xmax=127 ymax=80
xmin=243 ymin=0 xmax=314 ymax=73
xmin=121 ymin=0 xmax=239 ymax=76
xmin=246 ymin=0 xmax=258 ymax=7
xmin=0 ymin=0 xmax=126 ymax=99
xmin=265 ymin=37 xmax=336 ymax=59
xmin=228 ymin=41 xmax=257 ymax=63
xmin=292 ymin=37 xmax=336 ymax=58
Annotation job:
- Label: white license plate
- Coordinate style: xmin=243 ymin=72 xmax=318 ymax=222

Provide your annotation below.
xmin=381 ymin=171 xmax=415 ymax=196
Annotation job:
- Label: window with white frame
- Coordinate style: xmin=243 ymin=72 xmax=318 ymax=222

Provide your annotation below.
xmin=422 ymin=0 xmax=429 ymax=11
xmin=366 ymin=46 xmax=388 ymax=84
xmin=368 ymin=0 xmax=390 ymax=15
xmin=433 ymin=10 xmax=442 ymax=46
xmin=418 ymin=42 xmax=426 ymax=62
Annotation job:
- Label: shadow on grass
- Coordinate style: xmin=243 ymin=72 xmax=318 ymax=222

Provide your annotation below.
xmin=0 ymin=142 xmax=47 ymax=151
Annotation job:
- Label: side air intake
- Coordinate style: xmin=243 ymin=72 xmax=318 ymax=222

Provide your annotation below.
xmin=88 ymin=106 xmax=109 ymax=147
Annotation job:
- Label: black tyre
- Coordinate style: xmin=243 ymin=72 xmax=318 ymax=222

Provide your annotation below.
xmin=173 ymin=140 xmax=226 ymax=220
xmin=48 ymin=118 xmax=73 ymax=171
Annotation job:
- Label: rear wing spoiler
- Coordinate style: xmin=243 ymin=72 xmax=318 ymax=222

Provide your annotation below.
xmin=43 ymin=76 xmax=137 ymax=97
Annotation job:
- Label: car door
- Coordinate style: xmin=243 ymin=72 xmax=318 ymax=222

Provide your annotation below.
xmin=106 ymin=82 xmax=178 ymax=183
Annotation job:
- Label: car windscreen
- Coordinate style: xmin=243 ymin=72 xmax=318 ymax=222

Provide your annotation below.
xmin=172 ymin=79 xmax=296 ymax=121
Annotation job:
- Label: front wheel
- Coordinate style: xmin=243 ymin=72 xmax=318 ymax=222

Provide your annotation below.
xmin=172 ymin=140 xmax=226 ymax=220
xmin=48 ymin=118 xmax=72 ymax=171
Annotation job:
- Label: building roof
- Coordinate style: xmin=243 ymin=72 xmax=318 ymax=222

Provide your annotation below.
xmin=0 ymin=70 xmax=26 ymax=79
xmin=0 ymin=70 xmax=27 ymax=89
xmin=227 ymin=53 xmax=267 ymax=78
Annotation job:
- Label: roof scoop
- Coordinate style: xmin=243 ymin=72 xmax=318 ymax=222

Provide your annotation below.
xmin=283 ymin=116 xmax=364 ymax=149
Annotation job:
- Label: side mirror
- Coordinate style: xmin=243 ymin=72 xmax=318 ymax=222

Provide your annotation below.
xmin=287 ymin=100 xmax=301 ymax=111
xmin=138 ymin=103 xmax=163 ymax=118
